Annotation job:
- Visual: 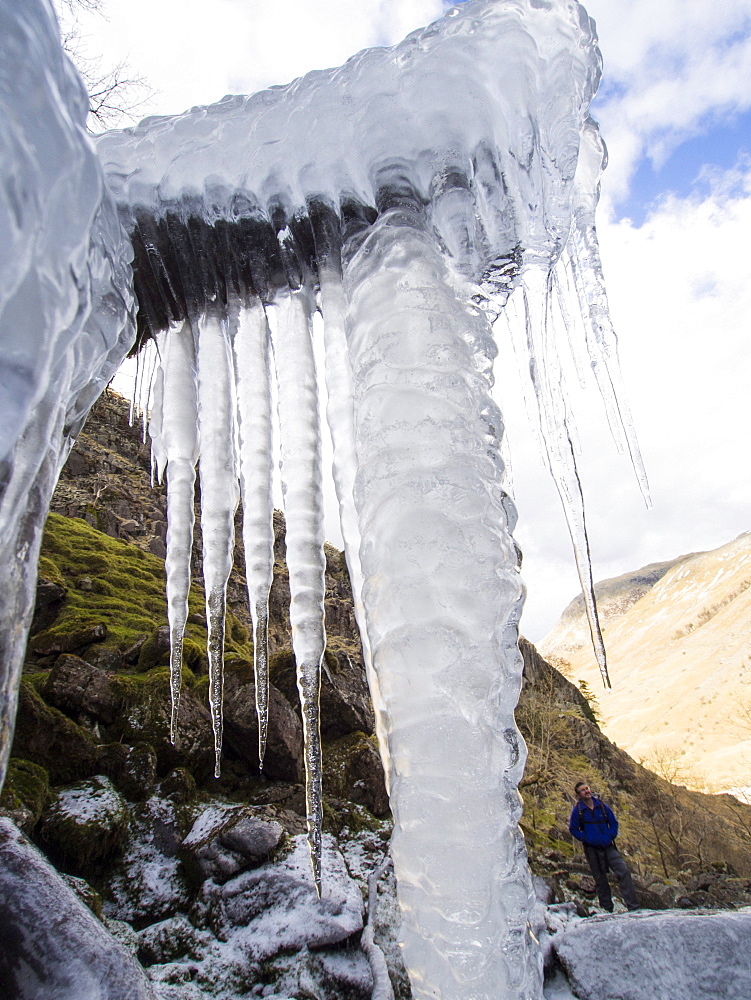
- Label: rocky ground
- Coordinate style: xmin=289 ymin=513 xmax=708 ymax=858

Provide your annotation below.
xmin=2 ymin=390 xmax=751 ymax=999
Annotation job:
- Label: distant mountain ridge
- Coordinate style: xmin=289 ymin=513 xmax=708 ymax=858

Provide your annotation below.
xmin=540 ymin=533 xmax=751 ymax=794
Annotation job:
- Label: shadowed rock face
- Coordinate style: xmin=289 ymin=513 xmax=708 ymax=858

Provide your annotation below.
xmin=0 ymin=817 xmax=157 ymax=1000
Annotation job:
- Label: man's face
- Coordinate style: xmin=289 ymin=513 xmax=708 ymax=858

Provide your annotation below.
xmin=577 ymin=784 xmax=592 ymax=799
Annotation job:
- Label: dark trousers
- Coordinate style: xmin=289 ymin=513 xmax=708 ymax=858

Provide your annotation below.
xmin=584 ymin=843 xmax=639 ymax=911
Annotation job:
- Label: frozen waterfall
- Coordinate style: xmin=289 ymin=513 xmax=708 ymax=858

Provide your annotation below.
xmin=0 ymin=1 xmax=648 ymax=998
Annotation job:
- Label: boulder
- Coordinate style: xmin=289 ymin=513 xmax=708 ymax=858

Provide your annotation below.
xmin=40 ymin=775 xmax=129 ymax=871
xmin=103 ymin=796 xmax=191 ymax=926
xmin=31 ymin=621 xmax=107 ymax=656
xmin=136 ymin=914 xmax=212 ymax=966
xmin=30 ymin=574 xmax=66 ymax=634
xmin=97 ymin=741 xmax=158 ymax=801
xmin=0 ymin=758 xmax=49 ymax=831
xmin=179 ymin=803 xmax=283 ymax=885
xmin=43 ymin=654 xmax=119 ymax=725
xmin=553 ymin=908 xmax=751 ymax=1000
xmin=10 ymin=682 xmax=98 ymax=784
xmin=222 ymin=662 xmax=304 ymax=782
xmin=194 ymin=833 xmax=364 ymax=957
xmin=137 ymin=626 xmax=171 ymax=670
xmin=158 ymin=766 xmax=196 ymax=803
xmin=0 ymin=818 xmax=156 ymax=999
xmin=270 ymin=646 xmax=375 ymax=738
xmin=111 ymin=670 xmax=216 ymax=781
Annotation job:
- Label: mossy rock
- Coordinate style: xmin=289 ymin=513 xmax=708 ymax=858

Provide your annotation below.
xmin=322 ymin=798 xmax=386 ymax=837
xmin=108 ymin=666 xmax=215 ymax=781
xmin=322 ymin=732 xmax=389 ymax=817
xmin=137 ymin=626 xmax=171 ymax=671
xmin=0 ymin=758 xmax=50 ymax=826
xmin=40 ymin=775 xmax=129 ymax=871
xmin=10 ymin=682 xmax=98 ymax=784
xmin=32 ymin=513 xmax=253 ymax=663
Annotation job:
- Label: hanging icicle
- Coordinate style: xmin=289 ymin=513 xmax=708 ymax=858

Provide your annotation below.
xmin=149 ymin=323 xmax=200 ymax=743
xmin=232 ymin=300 xmax=275 ymax=768
xmin=196 ymin=315 xmax=239 ymax=778
xmin=269 ymin=285 xmax=327 ymax=896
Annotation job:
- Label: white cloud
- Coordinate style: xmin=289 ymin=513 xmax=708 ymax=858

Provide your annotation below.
xmin=583 ymin=0 xmax=751 ymax=208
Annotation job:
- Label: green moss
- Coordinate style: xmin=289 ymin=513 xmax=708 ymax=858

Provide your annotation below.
xmin=33 ymin=513 xmax=253 ymax=661
xmin=111 ymin=665 xmax=196 ymax=703
xmin=0 ymin=758 xmax=50 ymax=822
xmin=24 ymin=672 xmax=50 ymax=693
xmin=37 ymin=556 xmax=65 ymax=588
xmin=323 ymin=798 xmax=384 ymax=836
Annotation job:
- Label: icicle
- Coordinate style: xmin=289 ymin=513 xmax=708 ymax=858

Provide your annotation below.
xmin=317 ymin=263 xmax=391 ymax=784
xmin=232 ymin=300 xmax=275 ymax=768
xmin=196 ymin=314 xmax=239 ymax=777
xmin=151 ymin=323 xmax=199 ymax=744
xmin=519 ymin=264 xmax=610 ymax=688
xmin=568 ymin=118 xmax=651 ymax=507
xmin=344 ymin=206 xmax=543 ymax=1000
xmin=270 ymin=287 xmax=326 ymax=896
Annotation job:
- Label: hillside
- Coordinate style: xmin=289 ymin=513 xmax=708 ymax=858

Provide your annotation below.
xmin=540 ymin=535 xmax=751 ymax=795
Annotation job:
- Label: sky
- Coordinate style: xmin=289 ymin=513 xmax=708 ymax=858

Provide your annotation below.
xmin=68 ymin=0 xmax=751 ymax=643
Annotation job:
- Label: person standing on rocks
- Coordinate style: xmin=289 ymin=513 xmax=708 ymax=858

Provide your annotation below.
xmin=569 ymin=781 xmax=640 ymax=912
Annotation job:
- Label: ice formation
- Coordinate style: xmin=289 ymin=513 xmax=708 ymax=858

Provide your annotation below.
xmin=0 ymin=0 xmax=134 ymax=784
xmin=0 ymin=1 xmax=648 ymax=998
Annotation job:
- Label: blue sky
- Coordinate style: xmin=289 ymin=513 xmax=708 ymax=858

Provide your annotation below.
xmin=616 ymin=111 xmax=751 ymax=224
xmin=73 ymin=0 xmax=751 ymax=642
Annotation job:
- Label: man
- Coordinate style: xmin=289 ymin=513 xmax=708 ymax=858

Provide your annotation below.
xmin=569 ymin=781 xmax=640 ymax=912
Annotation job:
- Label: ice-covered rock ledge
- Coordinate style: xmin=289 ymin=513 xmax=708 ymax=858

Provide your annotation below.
xmin=546 ymin=905 xmax=751 ymax=1000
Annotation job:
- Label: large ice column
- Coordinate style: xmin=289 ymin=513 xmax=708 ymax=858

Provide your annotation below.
xmin=0 ymin=0 xmax=134 ymax=788
xmin=345 ymin=200 xmax=541 ymax=999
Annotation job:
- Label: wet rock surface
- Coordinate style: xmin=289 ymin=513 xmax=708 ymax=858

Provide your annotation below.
xmin=0 ymin=818 xmax=157 ymax=1000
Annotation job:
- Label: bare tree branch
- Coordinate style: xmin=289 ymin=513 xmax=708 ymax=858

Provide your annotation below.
xmin=54 ymin=0 xmax=154 ymax=131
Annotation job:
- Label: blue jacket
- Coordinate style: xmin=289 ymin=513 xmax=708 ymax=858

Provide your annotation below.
xmin=569 ymin=796 xmax=618 ymax=848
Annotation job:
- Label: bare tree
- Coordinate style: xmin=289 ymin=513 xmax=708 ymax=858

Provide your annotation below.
xmin=55 ymin=0 xmax=152 ymax=131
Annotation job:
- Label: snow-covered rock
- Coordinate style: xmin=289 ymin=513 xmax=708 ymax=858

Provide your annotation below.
xmin=40 ymin=774 xmax=128 ymax=869
xmin=0 ymin=818 xmax=156 ymax=999
xmin=179 ymin=802 xmax=284 ymax=884
xmin=103 ymin=795 xmax=191 ymax=924
xmin=194 ymin=833 xmax=364 ymax=953
xmin=552 ymin=908 xmax=751 ymax=1000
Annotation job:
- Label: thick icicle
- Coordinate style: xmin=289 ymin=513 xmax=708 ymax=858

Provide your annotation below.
xmin=232 ymin=300 xmax=275 ymax=767
xmin=270 ymin=287 xmax=326 ymax=896
xmin=149 ymin=324 xmax=199 ymax=742
xmin=344 ymin=200 xmax=542 ymax=999
xmin=196 ymin=316 xmax=239 ymax=777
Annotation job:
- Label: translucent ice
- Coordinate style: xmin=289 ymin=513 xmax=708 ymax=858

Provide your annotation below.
xmin=0 ymin=1 xmax=647 ymax=998
xmin=0 ymin=0 xmax=134 ymax=787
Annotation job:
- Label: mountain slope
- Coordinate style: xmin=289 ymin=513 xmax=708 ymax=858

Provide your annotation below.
xmin=540 ymin=534 xmax=751 ymax=793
